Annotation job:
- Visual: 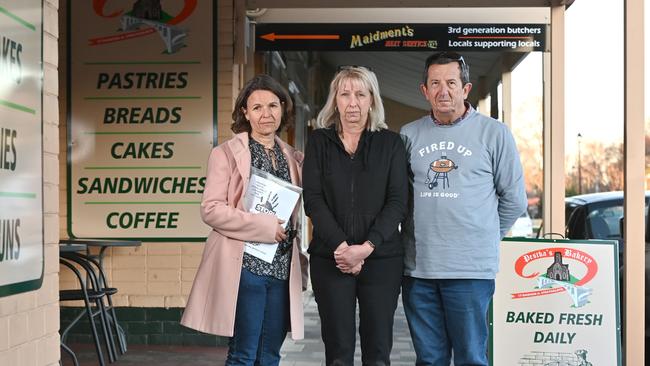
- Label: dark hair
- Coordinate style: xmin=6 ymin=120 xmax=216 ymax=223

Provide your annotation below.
xmin=231 ymin=74 xmax=294 ymax=133
xmin=422 ymin=51 xmax=470 ymax=86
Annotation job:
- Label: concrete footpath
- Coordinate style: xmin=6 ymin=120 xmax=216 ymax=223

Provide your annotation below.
xmin=279 ymin=291 xmax=417 ymax=365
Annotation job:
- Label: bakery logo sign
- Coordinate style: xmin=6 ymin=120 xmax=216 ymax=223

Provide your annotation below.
xmin=512 ymin=247 xmax=598 ymax=308
xmin=89 ymin=0 xmax=197 ymax=53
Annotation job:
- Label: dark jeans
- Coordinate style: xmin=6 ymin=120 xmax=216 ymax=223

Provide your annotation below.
xmin=226 ymin=268 xmax=289 ymax=366
xmin=310 ymin=255 xmax=403 ymax=366
xmin=402 ymin=277 xmax=495 ymax=366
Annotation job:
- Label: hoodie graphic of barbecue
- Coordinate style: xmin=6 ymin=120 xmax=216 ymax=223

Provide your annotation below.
xmin=424 ymin=153 xmax=458 ymax=190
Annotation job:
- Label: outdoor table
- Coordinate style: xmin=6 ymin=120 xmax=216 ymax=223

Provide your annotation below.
xmin=59 ymin=238 xmax=142 ymax=267
xmin=59 ymin=243 xmax=87 ymax=253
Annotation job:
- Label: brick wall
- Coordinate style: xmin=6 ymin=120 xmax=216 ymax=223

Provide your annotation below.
xmin=58 ymin=243 xmax=204 ymax=308
xmin=0 ymin=1 xmax=61 ymax=365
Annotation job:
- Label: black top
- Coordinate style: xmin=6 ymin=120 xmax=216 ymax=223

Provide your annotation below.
xmin=242 ymin=137 xmax=292 ymax=281
xmin=303 ymin=126 xmax=408 ymax=259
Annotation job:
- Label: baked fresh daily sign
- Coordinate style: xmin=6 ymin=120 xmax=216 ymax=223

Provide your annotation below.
xmin=0 ymin=0 xmax=43 ymax=297
xmin=68 ymin=0 xmax=214 ymax=240
xmin=492 ymin=238 xmax=620 ymax=366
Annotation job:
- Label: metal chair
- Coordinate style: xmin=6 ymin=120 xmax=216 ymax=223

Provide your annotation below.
xmin=60 ymin=252 xmax=120 ymax=364
xmin=59 ymin=258 xmax=108 ymax=366
xmin=69 ymin=251 xmax=127 ymax=355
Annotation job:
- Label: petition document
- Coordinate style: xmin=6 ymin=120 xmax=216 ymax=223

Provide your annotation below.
xmin=243 ymin=167 xmax=302 ymax=263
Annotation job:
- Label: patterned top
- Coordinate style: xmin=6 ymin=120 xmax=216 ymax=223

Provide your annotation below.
xmin=431 ymin=101 xmax=473 ymax=126
xmin=243 ymin=137 xmax=293 ymax=281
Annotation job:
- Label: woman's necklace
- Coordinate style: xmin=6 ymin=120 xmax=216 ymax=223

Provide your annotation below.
xmin=263 ymin=145 xmax=278 ymax=171
xmin=252 ymin=135 xmax=278 ymax=170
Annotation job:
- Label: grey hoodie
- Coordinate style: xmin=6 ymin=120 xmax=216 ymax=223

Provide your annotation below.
xmin=400 ymin=108 xmax=527 ymax=279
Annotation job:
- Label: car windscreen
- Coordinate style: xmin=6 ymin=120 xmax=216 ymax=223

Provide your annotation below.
xmin=586 ymin=203 xmax=623 ymax=239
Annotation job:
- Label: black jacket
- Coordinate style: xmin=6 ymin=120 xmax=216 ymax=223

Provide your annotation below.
xmin=303 ymin=126 xmax=408 ymax=259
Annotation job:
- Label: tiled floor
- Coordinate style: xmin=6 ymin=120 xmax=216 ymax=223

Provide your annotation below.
xmin=278 ymin=293 xmax=417 ymax=366
xmin=67 ymin=291 xmax=417 ymax=366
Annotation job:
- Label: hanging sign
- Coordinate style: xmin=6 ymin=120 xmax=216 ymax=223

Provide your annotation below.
xmin=68 ymin=0 xmax=215 ymax=240
xmin=256 ymin=23 xmax=548 ymax=52
xmin=0 ymin=0 xmax=43 ymax=297
xmin=491 ymin=238 xmax=621 ymax=366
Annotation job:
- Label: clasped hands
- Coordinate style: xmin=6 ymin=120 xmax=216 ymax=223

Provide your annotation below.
xmin=334 ymin=241 xmax=374 ymax=275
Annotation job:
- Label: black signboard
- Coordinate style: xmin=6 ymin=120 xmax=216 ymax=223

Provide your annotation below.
xmin=256 ymin=23 xmax=548 ymax=52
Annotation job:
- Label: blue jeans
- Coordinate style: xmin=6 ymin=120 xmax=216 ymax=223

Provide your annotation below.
xmin=226 ymin=268 xmax=289 ymax=366
xmin=402 ymin=277 xmax=495 ymax=366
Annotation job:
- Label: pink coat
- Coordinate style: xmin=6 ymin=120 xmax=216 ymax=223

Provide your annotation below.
xmin=180 ymin=132 xmax=304 ymax=339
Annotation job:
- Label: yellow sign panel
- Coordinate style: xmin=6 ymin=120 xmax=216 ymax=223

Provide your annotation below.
xmin=68 ymin=1 xmax=214 ymax=240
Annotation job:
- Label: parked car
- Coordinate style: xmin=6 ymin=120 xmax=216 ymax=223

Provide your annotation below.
xmin=564 ymin=191 xmax=650 ymax=346
xmin=565 ymin=191 xmax=650 ymax=261
xmin=508 ymin=210 xmax=534 ymax=238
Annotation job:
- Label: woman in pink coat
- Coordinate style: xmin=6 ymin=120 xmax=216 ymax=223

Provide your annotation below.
xmin=181 ymin=75 xmax=304 ymax=366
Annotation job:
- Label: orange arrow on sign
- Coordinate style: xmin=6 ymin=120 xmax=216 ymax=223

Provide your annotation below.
xmin=260 ymin=33 xmax=340 ymax=41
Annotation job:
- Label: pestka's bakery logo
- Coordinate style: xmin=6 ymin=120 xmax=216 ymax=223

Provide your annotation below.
xmin=512 ymin=247 xmax=598 ymax=308
xmin=90 ymin=0 xmax=197 ymax=53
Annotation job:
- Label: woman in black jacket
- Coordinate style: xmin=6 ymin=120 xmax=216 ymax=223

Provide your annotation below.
xmin=303 ymin=66 xmax=408 ymax=366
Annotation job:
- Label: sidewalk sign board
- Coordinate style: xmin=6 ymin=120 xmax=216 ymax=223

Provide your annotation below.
xmin=491 ymin=238 xmax=621 ymax=366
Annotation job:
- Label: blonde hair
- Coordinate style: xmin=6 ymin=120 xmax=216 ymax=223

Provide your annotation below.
xmin=315 ymin=67 xmax=387 ymax=132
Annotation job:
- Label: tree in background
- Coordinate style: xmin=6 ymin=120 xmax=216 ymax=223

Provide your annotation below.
xmin=565 ymin=140 xmax=624 ymax=195
xmin=511 ymin=96 xmax=543 ymax=218
xmin=512 ymin=95 xmax=627 ymax=213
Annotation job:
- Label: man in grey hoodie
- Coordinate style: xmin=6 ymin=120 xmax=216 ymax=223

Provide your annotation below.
xmin=400 ymin=52 xmax=527 ymax=366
